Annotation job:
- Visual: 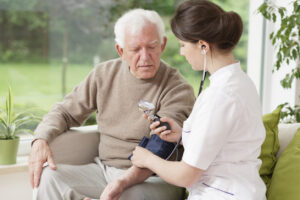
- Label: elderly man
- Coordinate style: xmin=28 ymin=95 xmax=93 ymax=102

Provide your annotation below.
xmin=29 ymin=8 xmax=195 ymax=200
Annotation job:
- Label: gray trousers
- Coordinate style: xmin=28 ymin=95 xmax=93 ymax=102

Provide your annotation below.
xmin=36 ymin=158 xmax=183 ymax=200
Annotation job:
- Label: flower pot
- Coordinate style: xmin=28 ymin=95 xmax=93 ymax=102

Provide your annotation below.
xmin=0 ymin=136 xmax=20 ymax=165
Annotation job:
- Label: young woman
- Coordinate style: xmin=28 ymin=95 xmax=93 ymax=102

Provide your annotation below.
xmin=131 ymin=0 xmax=266 ymax=199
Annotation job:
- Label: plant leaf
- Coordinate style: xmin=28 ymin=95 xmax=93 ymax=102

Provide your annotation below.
xmin=0 ymin=113 xmax=7 ymax=124
xmin=0 ymin=123 xmax=5 ymax=136
xmin=15 ymin=118 xmax=33 ymax=129
xmin=272 ymin=13 xmax=277 ymax=22
xmin=6 ymin=87 xmax=14 ymax=124
xmin=8 ymin=123 xmax=16 ymax=138
xmin=15 ymin=128 xmax=35 ymax=135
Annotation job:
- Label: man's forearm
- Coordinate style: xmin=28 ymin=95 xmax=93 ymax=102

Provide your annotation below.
xmin=118 ymin=165 xmax=153 ymax=189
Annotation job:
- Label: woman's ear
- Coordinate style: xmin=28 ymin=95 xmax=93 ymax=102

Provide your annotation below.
xmin=197 ymin=40 xmax=210 ymax=53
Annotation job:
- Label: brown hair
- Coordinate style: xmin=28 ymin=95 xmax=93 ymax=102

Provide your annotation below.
xmin=171 ymin=0 xmax=243 ymax=52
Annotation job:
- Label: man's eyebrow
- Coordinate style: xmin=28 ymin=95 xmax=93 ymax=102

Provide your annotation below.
xmin=128 ymin=39 xmax=158 ymax=49
xmin=148 ymin=40 xmax=158 ymax=45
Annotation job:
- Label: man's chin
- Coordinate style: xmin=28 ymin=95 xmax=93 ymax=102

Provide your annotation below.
xmin=138 ymin=72 xmax=156 ymax=80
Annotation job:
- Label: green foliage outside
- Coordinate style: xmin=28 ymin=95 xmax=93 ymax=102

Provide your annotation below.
xmin=258 ymin=0 xmax=300 ymax=89
xmin=279 ymin=103 xmax=300 ymax=123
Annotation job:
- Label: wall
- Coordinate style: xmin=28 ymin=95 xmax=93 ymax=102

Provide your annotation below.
xmin=0 ymin=163 xmax=32 ymax=199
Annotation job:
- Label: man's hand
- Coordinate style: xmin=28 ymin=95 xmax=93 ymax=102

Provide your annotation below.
xmin=29 ymin=139 xmax=56 ymax=188
xmin=99 ymin=180 xmax=125 ymax=200
xmin=84 ymin=165 xmax=154 ymax=200
xmin=83 ymin=180 xmax=125 ymax=200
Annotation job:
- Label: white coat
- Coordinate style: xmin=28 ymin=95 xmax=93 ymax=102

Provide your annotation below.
xmin=182 ymin=62 xmax=266 ymax=200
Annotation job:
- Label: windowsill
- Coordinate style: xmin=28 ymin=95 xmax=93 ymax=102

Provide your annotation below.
xmin=0 ymin=156 xmax=29 ymax=175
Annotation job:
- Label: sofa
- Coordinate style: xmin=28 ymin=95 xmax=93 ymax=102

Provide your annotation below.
xmin=49 ymin=119 xmax=300 ymax=200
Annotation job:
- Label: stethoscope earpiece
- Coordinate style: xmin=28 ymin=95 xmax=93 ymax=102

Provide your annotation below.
xmin=201 ymin=45 xmax=206 ymax=55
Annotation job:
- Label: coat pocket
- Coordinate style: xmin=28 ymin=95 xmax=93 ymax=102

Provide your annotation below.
xmin=202 ymin=176 xmax=235 ymax=197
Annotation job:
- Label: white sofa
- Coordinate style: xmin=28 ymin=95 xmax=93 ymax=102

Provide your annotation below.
xmin=276 ymin=123 xmax=300 ymax=158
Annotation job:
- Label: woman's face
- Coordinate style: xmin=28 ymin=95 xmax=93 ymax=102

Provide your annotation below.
xmin=179 ymin=40 xmax=203 ymax=71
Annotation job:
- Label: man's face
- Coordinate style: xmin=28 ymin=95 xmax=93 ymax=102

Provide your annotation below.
xmin=116 ymin=22 xmax=167 ymax=79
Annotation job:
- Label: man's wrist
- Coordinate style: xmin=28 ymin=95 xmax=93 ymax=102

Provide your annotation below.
xmin=31 ymin=138 xmax=47 ymax=147
xmin=116 ymin=178 xmax=128 ymax=190
xmin=117 ymin=166 xmax=153 ymax=189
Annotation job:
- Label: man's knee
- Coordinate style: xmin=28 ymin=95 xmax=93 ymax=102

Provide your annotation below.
xmin=39 ymin=166 xmax=60 ymax=187
xmin=36 ymin=166 xmax=65 ymax=200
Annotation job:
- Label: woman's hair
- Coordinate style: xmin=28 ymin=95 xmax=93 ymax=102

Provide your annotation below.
xmin=114 ymin=8 xmax=166 ymax=48
xmin=171 ymin=0 xmax=243 ymax=52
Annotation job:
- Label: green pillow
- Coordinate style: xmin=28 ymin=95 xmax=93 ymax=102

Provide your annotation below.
xmin=259 ymin=107 xmax=281 ymax=189
xmin=267 ymin=128 xmax=300 ymax=200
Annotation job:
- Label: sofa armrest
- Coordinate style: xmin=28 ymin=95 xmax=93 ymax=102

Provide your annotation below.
xmin=49 ymin=125 xmax=99 ymax=165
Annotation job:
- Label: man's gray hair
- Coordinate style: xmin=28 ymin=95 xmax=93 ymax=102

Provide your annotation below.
xmin=114 ymin=8 xmax=166 ymax=48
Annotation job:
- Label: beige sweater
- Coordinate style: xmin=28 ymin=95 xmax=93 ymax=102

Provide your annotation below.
xmin=35 ymin=58 xmax=195 ymax=168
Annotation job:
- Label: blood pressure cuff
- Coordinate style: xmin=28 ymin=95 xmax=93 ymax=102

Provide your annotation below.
xmin=128 ymin=134 xmax=175 ymax=160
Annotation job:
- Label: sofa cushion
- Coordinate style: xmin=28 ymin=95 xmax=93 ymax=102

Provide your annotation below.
xmin=50 ymin=126 xmax=100 ymax=165
xmin=267 ymin=128 xmax=300 ymax=200
xmin=259 ymin=107 xmax=281 ymax=189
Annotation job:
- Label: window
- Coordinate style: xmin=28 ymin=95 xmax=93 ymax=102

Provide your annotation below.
xmin=0 ymin=0 xmax=250 ymax=155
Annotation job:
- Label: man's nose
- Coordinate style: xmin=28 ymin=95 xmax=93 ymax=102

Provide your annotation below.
xmin=140 ymin=48 xmax=150 ymax=61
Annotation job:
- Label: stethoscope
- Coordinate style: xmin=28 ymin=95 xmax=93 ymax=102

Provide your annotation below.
xmin=166 ymin=71 xmax=208 ymax=160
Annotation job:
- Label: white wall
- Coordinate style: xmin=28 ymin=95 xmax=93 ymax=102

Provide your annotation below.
xmin=247 ymin=0 xmax=299 ymax=114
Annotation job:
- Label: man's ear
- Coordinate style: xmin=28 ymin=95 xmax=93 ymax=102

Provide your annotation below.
xmin=115 ymin=44 xmax=124 ymax=57
xmin=161 ymin=36 xmax=167 ymax=52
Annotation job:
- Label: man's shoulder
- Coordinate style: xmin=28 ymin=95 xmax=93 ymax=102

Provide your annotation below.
xmin=94 ymin=58 xmax=124 ymax=73
xmin=160 ymin=60 xmax=180 ymax=77
xmin=160 ymin=60 xmax=187 ymax=82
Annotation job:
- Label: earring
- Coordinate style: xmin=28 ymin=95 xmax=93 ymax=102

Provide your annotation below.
xmin=202 ymin=49 xmax=206 ymax=55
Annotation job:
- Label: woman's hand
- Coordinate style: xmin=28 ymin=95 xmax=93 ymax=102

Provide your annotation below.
xmin=146 ymin=115 xmax=182 ymax=143
xmin=131 ymin=146 xmax=154 ymax=168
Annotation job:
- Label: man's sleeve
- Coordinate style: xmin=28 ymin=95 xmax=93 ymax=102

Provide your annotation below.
xmin=156 ymin=71 xmax=195 ymax=127
xmin=34 ymin=68 xmax=99 ymax=143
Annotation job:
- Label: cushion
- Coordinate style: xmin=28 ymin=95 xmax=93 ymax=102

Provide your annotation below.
xmin=267 ymin=128 xmax=300 ymax=200
xmin=259 ymin=107 xmax=281 ymax=189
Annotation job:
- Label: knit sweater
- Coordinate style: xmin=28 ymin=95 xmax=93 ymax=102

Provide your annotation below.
xmin=34 ymin=58 xmax=195 ymax=168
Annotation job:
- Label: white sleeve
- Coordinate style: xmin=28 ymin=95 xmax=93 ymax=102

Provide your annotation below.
xmin=182 ymin=90 xmax=240 ymax=170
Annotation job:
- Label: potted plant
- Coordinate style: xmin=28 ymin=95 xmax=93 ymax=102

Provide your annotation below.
xmin=0 ymin=88 xmax=39 ymax=165
xmin=258 ymin=0 xmax=300 ymax=123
